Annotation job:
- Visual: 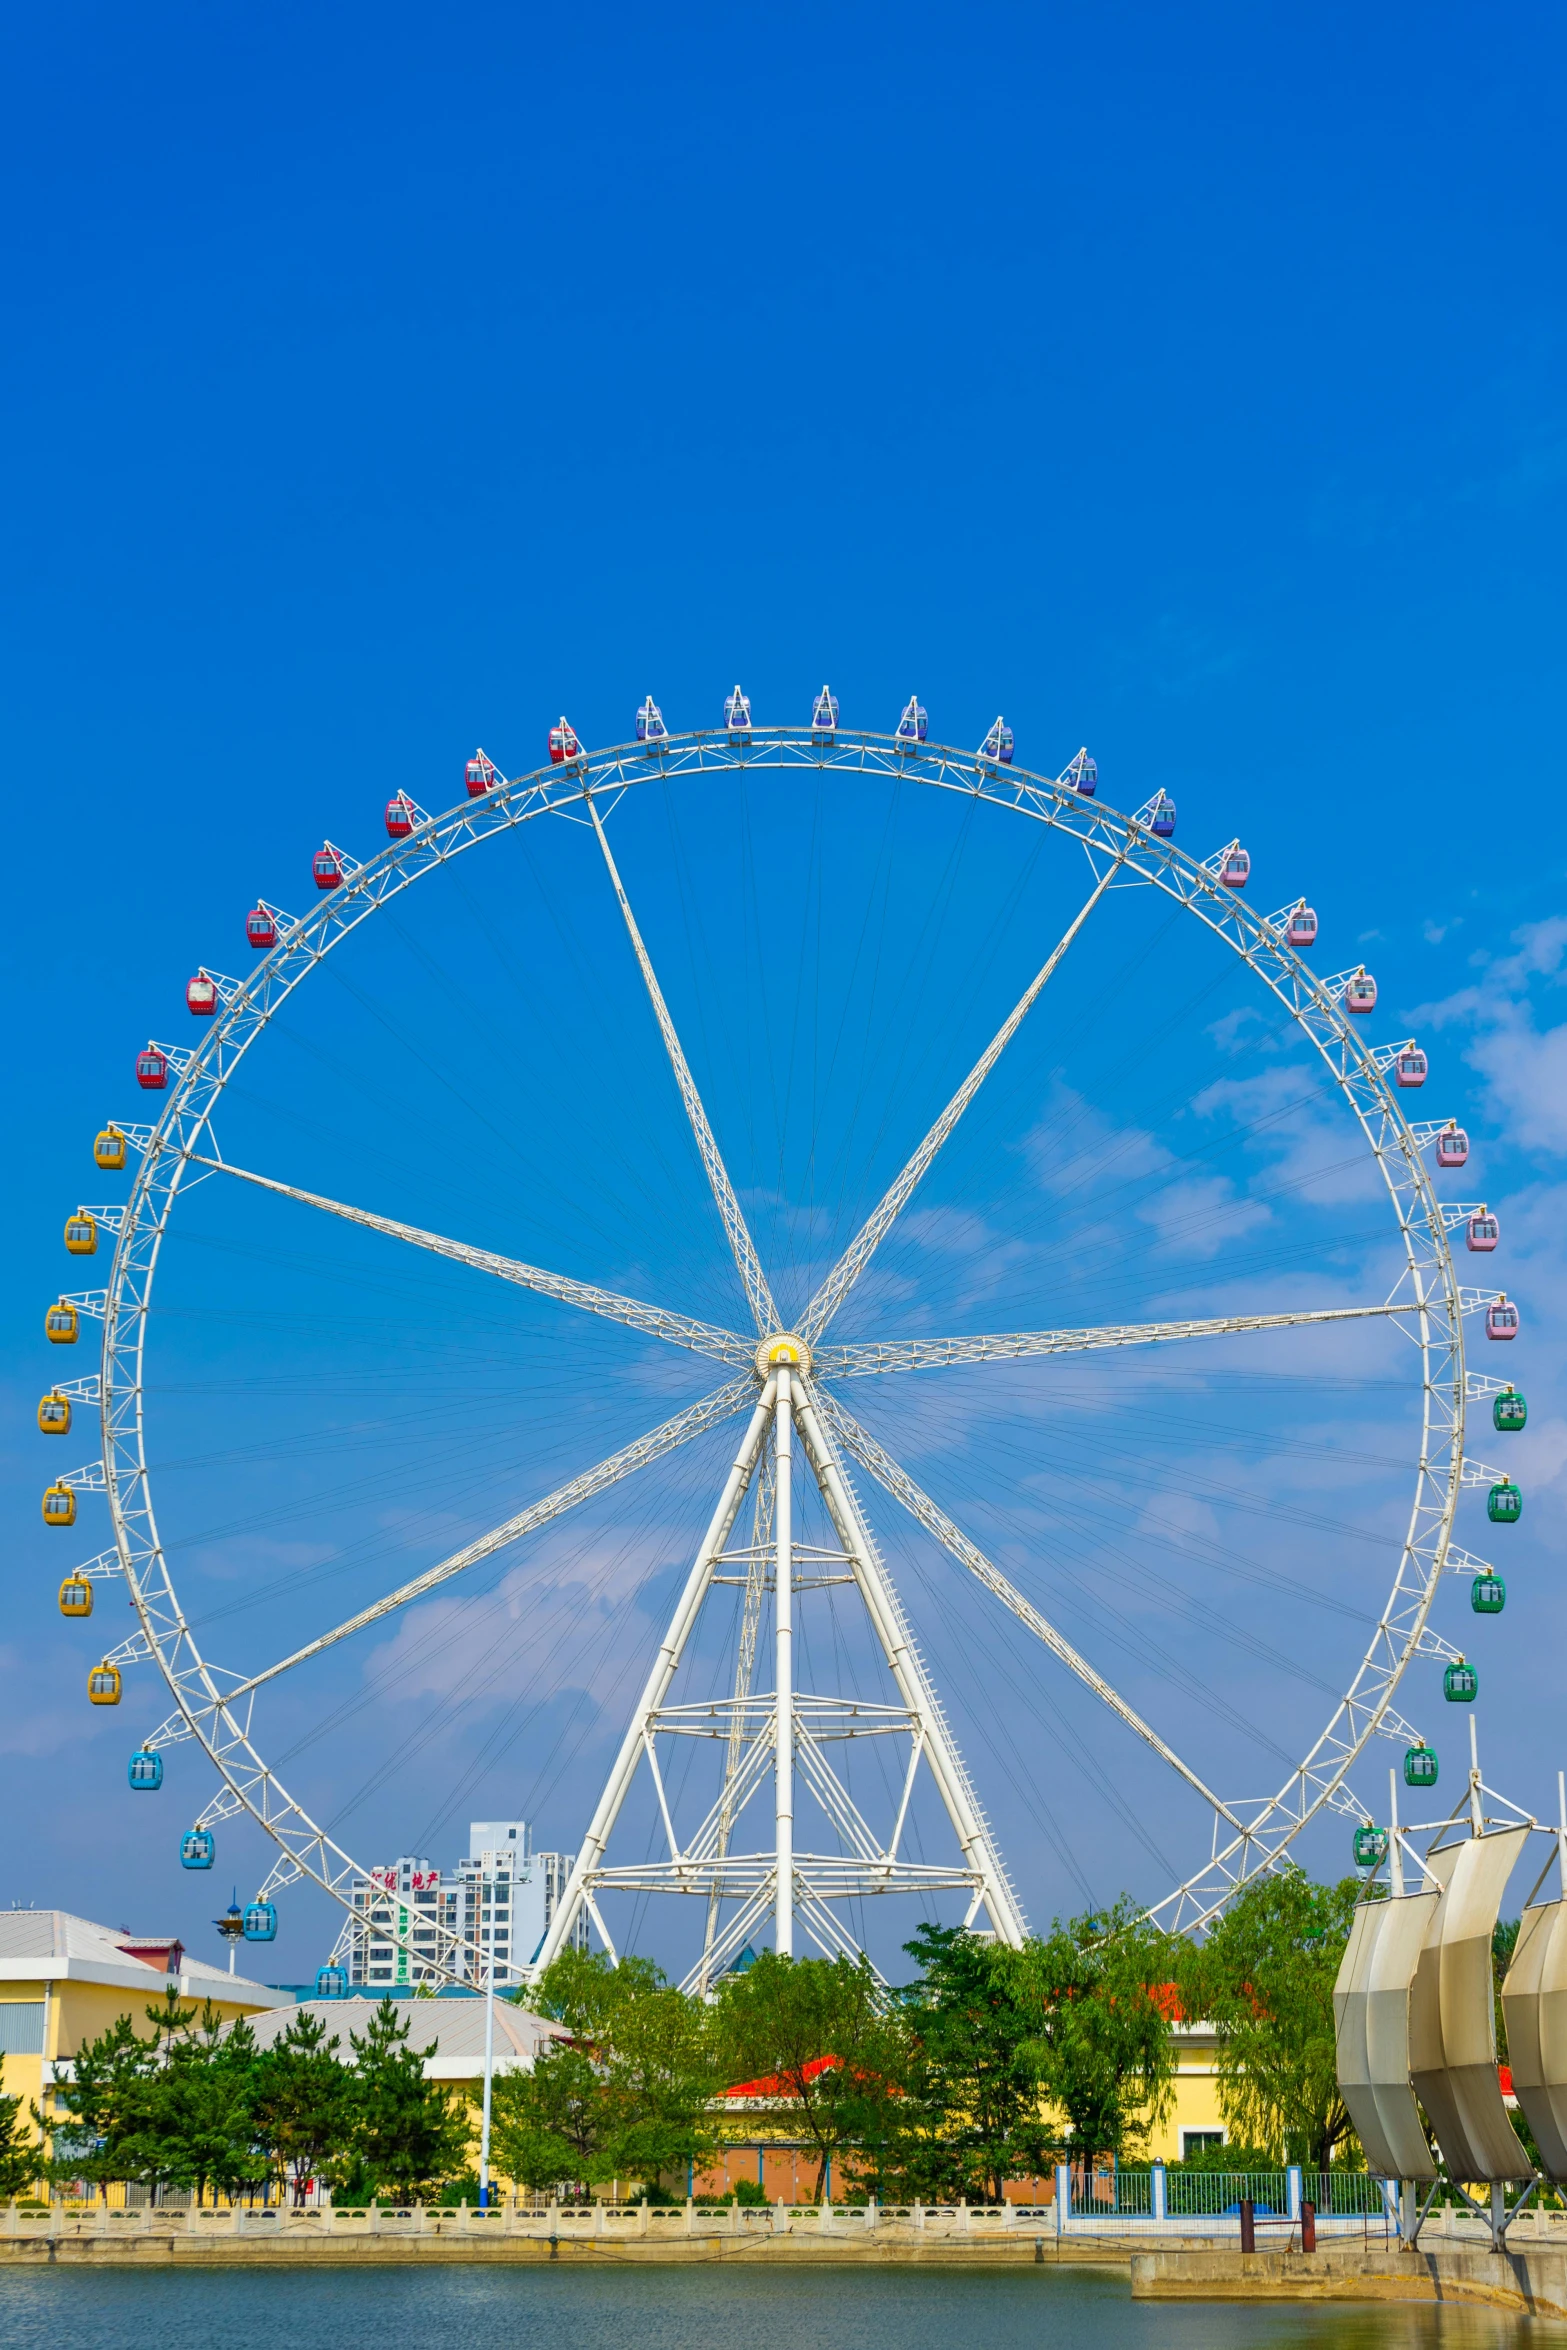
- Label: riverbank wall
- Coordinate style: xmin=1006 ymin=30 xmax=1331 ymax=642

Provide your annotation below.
xmin=0 ymin=2201 xmax=1119 ymax=2266
xmin=7 ymin=2201 xmax=1563 ymax=2304
xmin=1131 ymin=2243 xmax=1567 ymax=2321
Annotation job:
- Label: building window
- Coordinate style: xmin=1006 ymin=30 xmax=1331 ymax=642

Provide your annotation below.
xmin=0 ymin=2005 xmax=46 ymax=2057
xmin=1181 ymin=2131 xmax=1226 ymax=2157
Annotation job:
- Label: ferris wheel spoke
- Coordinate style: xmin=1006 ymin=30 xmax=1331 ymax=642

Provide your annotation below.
xmin=816 ymin=1299 xmax=1417 ymax=1379
xmin=799 ymin=863 xmax=1121 ymax=1345
xmin=588 ymin=798 xmax=778 ymax=1336
xmin=187 ymin=1153 xmax=752 ymax=1366
xmin=818 ymin=1389 xmax=1246 ymax=1833
xmin=212 ymin=1376 xmax=754 ymax=1706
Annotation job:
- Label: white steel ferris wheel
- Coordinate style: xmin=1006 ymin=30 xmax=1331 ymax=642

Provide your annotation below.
xmin=44 ymin=691 xmax=1528 ymax=1991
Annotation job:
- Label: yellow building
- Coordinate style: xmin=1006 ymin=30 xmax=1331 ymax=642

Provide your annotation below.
xmin=0 ymin=1909 xmax=292 ymax=2159
xmin=1151 ymin=2016 xmax=1230 ymax=2162
xmin=697 ymin=2013 xmax=1233 ymax=2200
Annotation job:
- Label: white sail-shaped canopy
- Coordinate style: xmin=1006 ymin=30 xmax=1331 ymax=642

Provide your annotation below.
xmin=1409 ymin=1828 xmax=1532 ymax=2184
xmin=1502 ymin=1898 xmax=1567 ymax=2182
xmin=1334 ymin=1890 xmax=1441 ymax=2180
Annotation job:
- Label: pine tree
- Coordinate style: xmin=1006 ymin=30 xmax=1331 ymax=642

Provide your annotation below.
xmin=348 ymin=1999 xmax=469 ymax=2198
xmin=155 ymin=2003 xmax=266 ymax=2203
xmin=253 ymin=2008 xmax=356 ymax=2205
xmin=40 ymin=2010 xmax=159 ymax=2191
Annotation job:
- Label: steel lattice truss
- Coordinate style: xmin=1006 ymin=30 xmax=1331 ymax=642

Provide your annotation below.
xmin=80 ymin=722 xmax=1481 ymax=1980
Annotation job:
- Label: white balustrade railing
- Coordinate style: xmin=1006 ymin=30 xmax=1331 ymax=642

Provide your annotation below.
xmin=7 ymin=2189 xmax=1561 ymax=2247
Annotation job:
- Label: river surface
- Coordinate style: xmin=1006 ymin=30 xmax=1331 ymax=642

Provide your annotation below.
xmin=0 ymin=2266 xmax=1563 ymax=2350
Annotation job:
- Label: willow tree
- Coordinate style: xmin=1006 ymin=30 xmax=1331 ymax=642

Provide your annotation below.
xmin=1181 ymin=1868 xmax=1358 ymax=2171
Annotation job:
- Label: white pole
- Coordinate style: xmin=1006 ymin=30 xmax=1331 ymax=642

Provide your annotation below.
xmin=1558 ymin=1770 xmax=1566 ymax=1901
xmin=479 ymin=1928 xmax=496 ymax=2208
xmin=1389 ymin=1766 xmax=1404 ymax=1899
xmin=774 ymin=1368 xmax=794 ymax=1956
xmin=1469 ymin=1711 xmax=1483 ymax=1837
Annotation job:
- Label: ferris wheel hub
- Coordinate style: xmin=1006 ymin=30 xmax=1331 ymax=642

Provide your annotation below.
xmin=755 ymin=1332 xmax=812 ymax=1377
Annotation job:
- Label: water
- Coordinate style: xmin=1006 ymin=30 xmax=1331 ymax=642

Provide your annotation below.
xmin=0 ymin=2267 xmax=1560 ymax=2350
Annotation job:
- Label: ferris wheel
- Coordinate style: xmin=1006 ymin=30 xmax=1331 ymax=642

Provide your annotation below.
xmin=39 ymin=690 xmax=1529 ymax=1990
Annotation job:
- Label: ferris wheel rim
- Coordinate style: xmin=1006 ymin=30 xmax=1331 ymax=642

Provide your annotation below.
xmin=89 ymin=722 xmax=1467 ymax=1959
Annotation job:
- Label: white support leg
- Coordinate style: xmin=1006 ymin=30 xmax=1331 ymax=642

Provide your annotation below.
xmin=775 ymin=1368 xmax=794 ymax=1955
xmin=791 ymin=1379 xmax=1025 ymax=1946
xmin=530 ymin=1378 xmax=777 ymax=1971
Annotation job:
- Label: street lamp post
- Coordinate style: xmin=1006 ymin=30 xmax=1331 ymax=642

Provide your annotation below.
xmin=214 ymin=1894 xmax=244 ymax=1977
xmin=479 ymin=1949 xmax=496 ymax=2207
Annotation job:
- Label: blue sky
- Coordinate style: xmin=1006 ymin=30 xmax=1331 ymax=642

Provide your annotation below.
xmin=3 ymin=1 xmax=1566 ymax=1981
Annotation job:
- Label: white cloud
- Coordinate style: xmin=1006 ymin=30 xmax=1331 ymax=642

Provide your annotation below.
xmin=1414 ymin=917 xmax=1567 ymax=1154
xmin=362 ymin=1522 xmax=677 ymax=1707
xmin=1021 ymin=1081 xmax=1278 ymax=1264
xmin=1135 ymin=1174 xmax=1271 ymax=1259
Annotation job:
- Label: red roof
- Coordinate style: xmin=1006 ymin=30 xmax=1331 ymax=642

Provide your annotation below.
xmin=117 ymin=1936 xmax=185 ymax=1974
xmin=723 ymin=2054 xmax=841 ymax=2099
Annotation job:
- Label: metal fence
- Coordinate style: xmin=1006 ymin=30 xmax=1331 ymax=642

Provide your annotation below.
xmin=1086 ymin=2169 xmax=1390 ymax=2221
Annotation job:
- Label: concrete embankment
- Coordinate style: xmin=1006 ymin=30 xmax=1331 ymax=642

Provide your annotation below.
xmin=0 ymin=2229 xmax=1119 ymax=2269
xmin=1131 ymin=2244 xmax=1567 ymax=2321
xmin=0 ymin=2208 xmax=1131 ymax=2268
xmin=12 ymin=2211 xmax=1565 ymax=2304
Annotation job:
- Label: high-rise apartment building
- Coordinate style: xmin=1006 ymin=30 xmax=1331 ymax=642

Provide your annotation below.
xmin=344 ymin=1820 xmax=585 ymax=1990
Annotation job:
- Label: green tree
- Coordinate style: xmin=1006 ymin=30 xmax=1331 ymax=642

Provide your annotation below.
xmin=0 ymin=2057 xmax=40 ymax=2199
xmin=1019 ymin=1901 xmax=1178 ymax=2177
xmin=1494 ymin=1916 xmax=1519 ymax=2063
xmin=489 ymin=2041 xmax=611 ymax=2192
xmin=528 ymin=1947 xmax=668 ymax=2038
xmin=252 ymin=2009 xmax=356 ymax=2205
xmin=494 ymin=1950 xmax=719 ymax=2194
xmin=890 ymin=1926 xmax=1052 ymax=2202
xmin=40 ymin=1990 xmax=265 ymax=2202
xmin=153 ymin=2001 xmax=266 ymax=2203
xmin=349 ymin=1999 xmax=469 ymax=2198
xmin=37 ymin=2011 xmax=156 ymax=2191
xmin=714 ymin=1950 xmax=904 ymax=2201
xmin=1180 ymin=1867 xmax=1358 ymax=2171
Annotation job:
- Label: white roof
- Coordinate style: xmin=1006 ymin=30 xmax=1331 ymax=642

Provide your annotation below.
xmin=0 ymin=1909 xmax=289 ymax=2007
xmin=246 ymin=1996 xmax=563 ymax=2079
